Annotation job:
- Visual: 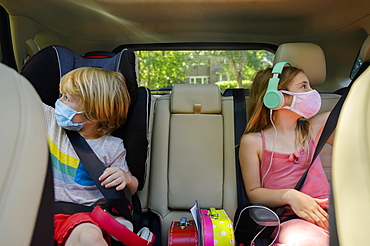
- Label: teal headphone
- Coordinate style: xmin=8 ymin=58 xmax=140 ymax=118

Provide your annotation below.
xmin=263 ymin=62 xmax=292 ymax=109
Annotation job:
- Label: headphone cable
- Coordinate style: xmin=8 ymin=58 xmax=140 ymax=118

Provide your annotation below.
xmin=261 ymin=109 xmax=277 ymax=187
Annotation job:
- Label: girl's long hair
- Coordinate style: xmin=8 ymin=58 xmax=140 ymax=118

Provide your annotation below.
xmin=245 ymin=66 xmax=311 ymax=149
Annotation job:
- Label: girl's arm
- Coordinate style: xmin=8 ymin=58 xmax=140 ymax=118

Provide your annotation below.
xmin=239 ymin=133 xmax=291 ymax=207
xmin=239 ymin=133 xmax=329 ymax=230
xmin=309 ymin=111 xmax=335 ymax=145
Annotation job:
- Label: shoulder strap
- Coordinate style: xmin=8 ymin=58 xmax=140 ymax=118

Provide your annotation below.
xmin=293 ymin=89 xmax=347 ymax=190
xmin=65 ymin=129 xmax=133 ymax=222
xmin=231 ymin=85 xmax=346 ymax=204
xmin=293 ymin=60 xmax=370 ymax=190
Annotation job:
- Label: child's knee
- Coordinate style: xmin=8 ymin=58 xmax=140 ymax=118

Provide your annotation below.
xmin=67 ymin=223 xmax=107 ymax=246
xmin=277 ymin=219 xmax=328 ymax=246
xmin=282 ymin=233 xmax=328 ymax=246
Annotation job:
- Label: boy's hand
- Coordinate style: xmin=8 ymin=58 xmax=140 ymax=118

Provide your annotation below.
xmin=99 ymin=167 xmax=132 ymax=191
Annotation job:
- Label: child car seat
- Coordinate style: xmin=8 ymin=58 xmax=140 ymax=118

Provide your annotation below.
xmin=20 ymin=45 xmax=149 ymax=191
xmin=20 ymin=45 xmax=162 ymax=245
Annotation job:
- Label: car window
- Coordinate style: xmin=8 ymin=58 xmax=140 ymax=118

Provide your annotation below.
xmin=136 ymin=49 xmax=274 ymax=94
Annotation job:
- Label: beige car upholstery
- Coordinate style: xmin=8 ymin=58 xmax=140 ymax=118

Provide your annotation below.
xmin=331 ymin=35 xmax=370 ymax=246
xmin=137 ymin=95 xmax=157 ymax=212
xmin=149 ymin=84 xmax=236 ymax=245
xmin=274 ymin=42 xmax=340 ymax=183
xmin=359 ymin=35 xmax=370 ymax=62
xmin=0 ymin=63 xmax=49 ymax=245
xmin=148 ymin=43 xmax=339 ymax=245
xmin=332 ymin=63 xmax=370 ymax=246
xmin=274 ymin=42 xmax=326 ymax=87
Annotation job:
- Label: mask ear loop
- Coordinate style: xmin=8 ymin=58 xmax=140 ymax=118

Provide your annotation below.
xmin=261 ymin=109 xmax=277 ymax=188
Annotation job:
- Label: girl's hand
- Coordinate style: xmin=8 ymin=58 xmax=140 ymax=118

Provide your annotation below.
xmin=99 ymin=167 xmax=132 ymax=191
xmin=284 ymin=189 xmax=329 ymax=230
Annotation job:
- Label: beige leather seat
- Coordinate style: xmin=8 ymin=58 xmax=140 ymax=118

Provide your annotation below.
xmin=331 ymin=35 xmax=370 ymax=246
xmin=0 ymin=63 xmax=49 ymax=245
xmin=359 ymin=35 xmax=370 ymax=63
xmin=148 ymin=43 xmax=339 ymax=245
xmin=274 ymin=42 xmax=341 ymax=183
xmin=148 ymin=84 xmax=236 ymax=245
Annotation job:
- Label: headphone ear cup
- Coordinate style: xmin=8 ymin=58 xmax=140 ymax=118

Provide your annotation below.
xmin=263 ymin=90 xmax=284 ymax=110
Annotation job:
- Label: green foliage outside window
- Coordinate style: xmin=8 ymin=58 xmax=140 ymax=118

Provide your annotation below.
xmin=137 ymin=50 xmax=274 ymax=92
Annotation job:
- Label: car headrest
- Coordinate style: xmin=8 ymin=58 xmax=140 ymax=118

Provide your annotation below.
xmin=359 ymin=36 xmax=370 ymax=62
xmin=171 ymin=84 xmax=221 ymax=114
xmin=274 ymin=43 xmax=326 ymax=87
xmin=21 ymin=45 xmax=138 ymax=108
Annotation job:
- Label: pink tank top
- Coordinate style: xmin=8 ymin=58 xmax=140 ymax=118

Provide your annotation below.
xmin=260 ymin=131 xmax=330 ymax=216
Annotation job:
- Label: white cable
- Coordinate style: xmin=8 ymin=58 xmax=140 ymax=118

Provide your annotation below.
xmin=261 ymin=109 xmax=277 ymax=187
xmin=248 ymin=205 xmax=281 ymax=246
xmin=250 ymin=226 xmax=267 ymax=245
xmin=233 ymin=205 xmax=281 ymax=246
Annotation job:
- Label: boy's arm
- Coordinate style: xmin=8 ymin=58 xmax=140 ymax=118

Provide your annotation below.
xmin=99 ymin=167 xmax=139 ymax=194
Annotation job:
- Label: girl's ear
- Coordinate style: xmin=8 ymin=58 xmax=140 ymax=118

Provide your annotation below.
xmin=282 ymin=93 xmax=293 ymax=107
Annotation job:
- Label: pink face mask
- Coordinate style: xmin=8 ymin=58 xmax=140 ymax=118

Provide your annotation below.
xmin=280 ymin=90 xmax=321 ymax=118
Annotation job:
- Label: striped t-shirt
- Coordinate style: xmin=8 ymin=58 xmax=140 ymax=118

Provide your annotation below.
xmin=43 ymin=104 xmax=129 ymax=207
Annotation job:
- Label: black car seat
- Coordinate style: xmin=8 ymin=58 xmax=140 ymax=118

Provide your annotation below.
xmin=19 ymin=45 xmax=155 ymax=242
xmin=0 ymin=62 xmax=53 ymax=245
xmin=20 ymin=45 xmax=149 ymax=191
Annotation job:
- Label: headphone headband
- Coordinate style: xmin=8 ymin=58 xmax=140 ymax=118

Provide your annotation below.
xmin=263 ymin=62 xmax=292 ymax=109
xmin=272 ymin=61 xmax=291 ymax=74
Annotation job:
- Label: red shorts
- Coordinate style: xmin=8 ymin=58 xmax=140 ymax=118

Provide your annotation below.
xmin=54 ymin=212 xmax=111 ymax=245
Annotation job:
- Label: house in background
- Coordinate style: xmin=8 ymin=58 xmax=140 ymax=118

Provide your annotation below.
xmin=185 ymin=59 xmax=229 ymax=84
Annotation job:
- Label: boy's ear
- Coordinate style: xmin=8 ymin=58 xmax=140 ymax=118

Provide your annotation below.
xmin=84 ymin=120 xmax=100 ymax=125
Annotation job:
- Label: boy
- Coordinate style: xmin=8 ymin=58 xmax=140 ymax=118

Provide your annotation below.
xmin=44 ymin=67 xmax=138 ymax=246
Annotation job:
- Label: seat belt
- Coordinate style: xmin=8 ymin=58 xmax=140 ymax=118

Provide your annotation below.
xmin=293 ymin=60 xmax=370 ymax=190
xmin=234 ymin=61 xmax=367 ymax=205
xmin=293 ymin=88 xmax=348 ymax=191
xmin=231 ymin=87 xmax=341 ymax=244
xmin=232 ymin=84 xmax=350 ymax=203
xmin=65 ymin=129 xmax=133 ymax=222
xmin=233 ymin=63 xmax=369 ymax=245
xmin=275 ymin=91 xmax=348 ymax=222
xmin=64 ymin=130 xmax=155 ymax=246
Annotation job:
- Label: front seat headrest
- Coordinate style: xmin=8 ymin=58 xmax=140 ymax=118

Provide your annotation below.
xmin=274 ymin=43 xmax=326 ymax=87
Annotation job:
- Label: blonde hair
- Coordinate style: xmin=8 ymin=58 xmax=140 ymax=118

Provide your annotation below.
xmin=245 ymin=66 xmax=311 ymax=149
xmin=60 ymin=67 xmax=131 ymax=137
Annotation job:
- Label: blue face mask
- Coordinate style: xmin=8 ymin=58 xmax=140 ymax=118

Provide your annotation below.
xmin=54 ymin=99 xmax=84 ymax=131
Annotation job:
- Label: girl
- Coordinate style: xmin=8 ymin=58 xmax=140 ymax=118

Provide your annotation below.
xmin=239 ymin=64 xmax=333 ymax=245
xmin=44 ymin=67 xmax=139 ymax=246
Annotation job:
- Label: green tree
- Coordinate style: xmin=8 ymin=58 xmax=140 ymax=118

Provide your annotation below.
xmin=137 ymin=49 xmax=274 ymax=90
xmin=137 ymin=51 xmax=184 ymax=89
xmin=137 ymin=50 xmax=207 ymax=90
xmin=212 ymin=50 xmax=273 ymax=88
